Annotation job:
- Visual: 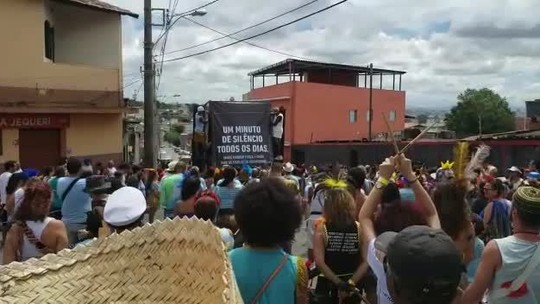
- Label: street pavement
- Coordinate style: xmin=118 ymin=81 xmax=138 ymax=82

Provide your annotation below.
xmin=292 ymin=225 xmax=309 ymax=257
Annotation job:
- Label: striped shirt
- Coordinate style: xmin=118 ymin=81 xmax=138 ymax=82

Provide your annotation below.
xmin=214 ymin=179 xmax=243 ymax=210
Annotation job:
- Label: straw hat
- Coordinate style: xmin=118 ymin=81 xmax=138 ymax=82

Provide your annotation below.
xmin=0 ymin=218 xmax=243 ymax=303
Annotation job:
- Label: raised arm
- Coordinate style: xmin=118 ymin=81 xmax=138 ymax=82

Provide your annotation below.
xmin=396 ymin=154 xmax=441 ymax=229
xmin=358 ymin=156 xmax=395 ymax=242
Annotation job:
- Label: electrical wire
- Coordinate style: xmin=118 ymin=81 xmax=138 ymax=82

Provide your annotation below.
xmin=155 ymin=0 xmax=223 ymax=92
xmin=154 ymin=0 xmax=222 ymax=45
xmin=86 ymin=77 xmax=143 ymax=103
xmin=163 ymin=0 xmax=348 ymax=63
xmin=155 ymin=0 xmax=181 ymax=90
xmin=155 ymin=0 xmax=174 ymax=47
xmin=132 ymin=81 xmax=144 ymax=101
xmin=183 ymin=17 xmax=313 ymax=60
xmin=164 ymin=0 xmax=320 ymax=56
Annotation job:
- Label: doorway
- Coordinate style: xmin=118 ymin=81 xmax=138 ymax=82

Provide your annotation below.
xmin=19 ymin=129 xmax=61 ymax=169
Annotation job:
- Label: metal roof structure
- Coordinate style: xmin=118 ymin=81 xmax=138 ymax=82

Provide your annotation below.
xmin=463 ymin=129 xmax=540 ymax=140
xmin=248 ymin=59 xmax=406 ymax=77
xmin=54 ymin=0 xmax=139 ymax=18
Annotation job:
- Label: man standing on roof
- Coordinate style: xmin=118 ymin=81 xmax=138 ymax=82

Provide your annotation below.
xmin=193 ymin=105 xmax=208 ymax=167
xmin=194 ymin=105 xmax=207 ymax=138
xmin=271 ymin=107 xmax=284 ymax=161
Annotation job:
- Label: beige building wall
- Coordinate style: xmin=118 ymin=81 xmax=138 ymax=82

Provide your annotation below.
xmin=0 ymin=0 xmax=121 ymax=92
xmin=0 ymin=129 xmax=20 ymax=163
xmin=66 ymin=114 xmax=123 ymax=157
xmin=48 ymin=0 xmax=122 ymax=69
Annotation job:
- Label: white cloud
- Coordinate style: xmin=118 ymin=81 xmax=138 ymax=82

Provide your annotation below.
xmin=106 ymin=0 xmax=540 ymax=108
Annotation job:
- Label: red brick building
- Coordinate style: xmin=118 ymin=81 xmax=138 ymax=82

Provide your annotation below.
xmin=245 ymin=59 xmax=406 ymax=163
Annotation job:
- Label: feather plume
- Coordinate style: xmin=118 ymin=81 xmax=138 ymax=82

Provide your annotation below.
xmin=453 ymin=142 xmax=470 ymax=179
xmin=465 ymin=144 xmax=491 ymax=180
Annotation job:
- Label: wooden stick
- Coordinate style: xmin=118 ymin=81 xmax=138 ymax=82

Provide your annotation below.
xmin=382 ymin=113 xmax=400 ymax=155
xmin=400 ymin=122 xmax=436 ymax=154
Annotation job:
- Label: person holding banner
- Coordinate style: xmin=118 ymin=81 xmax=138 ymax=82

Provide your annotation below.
xmin=271 ymin=107 xmax=284 ymax=161
xmin=193 ymin=105 xmax=208 ymax=166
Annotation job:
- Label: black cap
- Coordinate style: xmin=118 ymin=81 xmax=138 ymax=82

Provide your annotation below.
xmin=84 ymin=175 xmax=111 ymax=194
xmin=376 ymin=226 xmax=462 ymax=299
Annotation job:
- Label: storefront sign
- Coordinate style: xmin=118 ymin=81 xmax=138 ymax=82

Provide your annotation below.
xmin=0 ymin=114 xmax=70 ymax=129
xmin=211 ymin=101 xmax=273 ymax=166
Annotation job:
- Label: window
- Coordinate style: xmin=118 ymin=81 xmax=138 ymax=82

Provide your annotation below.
xmin=366 ymin=110 xmax=371 ymax=122
xmin=44 ymin=20 xmax=55 ymax=61
xmin=389 ymin=110 xmax=397 ymax=122
xmin=349 ymin=110 xmax=358 ymax=123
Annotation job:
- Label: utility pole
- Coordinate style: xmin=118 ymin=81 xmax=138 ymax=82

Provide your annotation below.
xmin=368 ymin=63 xmax=373 ymax=141
xmin=144 ymin=0 xmax=157 ymax=167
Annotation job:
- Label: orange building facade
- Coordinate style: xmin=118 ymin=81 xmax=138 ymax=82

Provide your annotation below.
xmin=245 ymin=59 xmax=406 ymax=162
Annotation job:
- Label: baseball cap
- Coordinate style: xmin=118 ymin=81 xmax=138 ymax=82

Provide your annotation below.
xmin=527 ymin=171 xmax=540 ymax=180
xmin=375 ymin=226 xmax=462 ymax=300
xmin=507 ymin=166 xmax=522 ymax=174
xmin=399 ymin=188 xmax=416 ymax=203
xmin=104 ymin=187 xmax=147 ymax=227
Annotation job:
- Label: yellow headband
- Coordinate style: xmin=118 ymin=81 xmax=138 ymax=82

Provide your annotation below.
xmin=322 ymin=178 xmax=348 ymax=190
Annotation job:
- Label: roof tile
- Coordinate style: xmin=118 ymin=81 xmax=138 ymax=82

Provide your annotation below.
xmin=57 ymin=0 xmax=138 ymax=18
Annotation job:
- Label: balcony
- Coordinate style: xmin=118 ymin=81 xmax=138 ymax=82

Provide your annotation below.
xmin=0 ymin=0 xmax=128 ymax=111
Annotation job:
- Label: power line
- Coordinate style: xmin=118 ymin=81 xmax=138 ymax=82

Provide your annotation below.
xmin=164 ymin=0 xmax=320 ymax=56
xmin=154 ymin=0 xmax=222 ymax=45
xmin=155 ymin=0 xmax=223 ymax=91
xmin=155 ymin=0 xmax=181 ymax=91
xmin=86 ymin=77 xmax=143 ymax=103
xmin=183 ymin=17 xmax=313 ymax=60
xmin=163 ymin=0 xmax=348 ymax=63
xmin=132 ymin=81 xmax=144 ymax=101
xmin=155 ymin=0 xmax=174 ymax=46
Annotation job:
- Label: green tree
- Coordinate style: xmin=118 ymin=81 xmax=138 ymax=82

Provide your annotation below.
xmin=164 ymin=131 xmax=181 ymax=146
xmin=445 ymin=88 xmax=515 ymax=137
xmin=171 ymin=124 xmax=185 ymax=134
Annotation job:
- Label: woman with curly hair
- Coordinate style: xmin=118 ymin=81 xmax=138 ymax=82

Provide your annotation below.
xmin=230 ymin=179 xmax=307 ymax=304
xmin=3 ymin=181 xmax=68 ymax=264
xmin=312 ymin=179 xmax=368 ymax=304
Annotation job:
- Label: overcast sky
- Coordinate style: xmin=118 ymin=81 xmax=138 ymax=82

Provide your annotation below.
xmin=106 ymin=0 xmax=540 ymax=108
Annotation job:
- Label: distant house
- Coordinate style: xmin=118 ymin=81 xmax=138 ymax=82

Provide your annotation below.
xmin=402 ymin=119 xmax=455 ymax=140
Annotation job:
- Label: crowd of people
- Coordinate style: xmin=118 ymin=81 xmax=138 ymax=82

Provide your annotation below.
xmin=0 ymin=150 xmax=539 ymax=304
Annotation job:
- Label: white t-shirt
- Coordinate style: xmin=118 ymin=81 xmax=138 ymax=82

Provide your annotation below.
xmin=108 ymin=167 xmax=117 ymax=177
xmin=8 ymin=188 xmax=25 ymax=221
xmin=272 ymin=113 xmax=284 ymax=138
xmin=367 ymin=238 xmax=394 ymax=304
xmin=194 ymin=113 xmax=205 ymax=133
xmin=0 ymin=171 xmax=12 ymax=205
xmin=14 ymin=188 xmax=25 ymax=211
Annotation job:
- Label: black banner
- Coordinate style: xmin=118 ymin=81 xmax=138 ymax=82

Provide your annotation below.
xmin=210 ymin=101 xmax=273 ymax=166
